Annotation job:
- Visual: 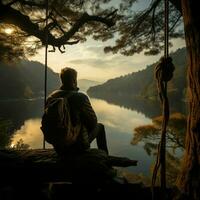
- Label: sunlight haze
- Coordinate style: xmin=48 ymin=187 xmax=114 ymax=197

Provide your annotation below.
xmin=31 ymin=37 xmax=185 ymax=82
xmin=30 ymin=0 xmax=185 ymax=82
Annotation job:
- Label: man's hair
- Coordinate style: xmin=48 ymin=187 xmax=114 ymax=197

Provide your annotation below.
xmin=60 ymin=67 xmax=77 ymax=87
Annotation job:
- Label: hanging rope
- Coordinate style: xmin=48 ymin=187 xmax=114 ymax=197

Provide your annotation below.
xmin=43 ymin=0 xmax=49 ymax=149
xmin=151 ymin=0 xmax=175 ymax=199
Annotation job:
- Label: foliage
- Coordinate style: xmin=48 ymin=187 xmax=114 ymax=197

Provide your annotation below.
xmin=11 ymin=138 xmax=30 ymax=150
xmin=104 ymin=0 xmax=183 ymax=56
xmin=132 ymin=125 xmax=159 ymax=145
xmin=0 ymin=0 xmax=118 ymax=61
xmin=132 ymin=112 xmax=187 ymax=186
xmin=153 ymin=112 xmax=187 ymax=132
xmin=0 ymin=0 xmax=183 ymax=61
xmin=0 ymin=60 xmax=60 ymax=99
xmin=88 ymin=47 xmax=187 ymax=102
xmin=0 ymin=115 xmax=30 ymax=150
xmin=0 ymin=24 xmax=40 ymax=62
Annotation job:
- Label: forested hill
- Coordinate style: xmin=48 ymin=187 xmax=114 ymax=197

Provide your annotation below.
xmin=87 ymin=47 xmax=187 ymax=102
xmin=0 ymin=60 xmax=60 ymax=99
xmin=0 ymin=60 xmax=100 ymax=99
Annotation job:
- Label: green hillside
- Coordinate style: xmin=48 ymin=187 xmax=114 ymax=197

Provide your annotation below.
xmin=0 ymin=60 xmax=102 ymax=99
xmin=0 ymin=60 xmax=60 ymax=99
xmin=87 ymin=48 xmax=187 ymax=102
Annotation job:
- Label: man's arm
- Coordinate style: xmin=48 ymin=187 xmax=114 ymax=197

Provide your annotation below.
xmin=80 ymin=95 xmax=97 ymax=132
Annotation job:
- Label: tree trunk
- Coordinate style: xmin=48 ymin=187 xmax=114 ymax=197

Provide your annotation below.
xmin=176 ymin=1 xmax=200 ymax=199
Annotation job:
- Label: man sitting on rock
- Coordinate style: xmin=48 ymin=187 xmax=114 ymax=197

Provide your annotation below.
xmin=42 ymin=67 xmax=109 ymax=156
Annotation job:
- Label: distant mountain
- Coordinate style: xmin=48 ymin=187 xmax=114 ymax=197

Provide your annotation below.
xmin=0 ymin=60 xmax=101 ymax=99
xmin=78 ymin=79 xmax=100 ymax=92
xmin=87 ymin=48 xmax=187 ymax=102
xmin=0 ymin=60 xmax=60 ymax=99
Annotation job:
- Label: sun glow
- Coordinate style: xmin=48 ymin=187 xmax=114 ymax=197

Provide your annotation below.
xmin=4 ymin=28 xmax=14 ymax=34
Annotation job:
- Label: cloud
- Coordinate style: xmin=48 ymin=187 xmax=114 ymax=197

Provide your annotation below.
xmin=70 ymin=58 xmax=109 ymax=68
xmin=31 ymin=37 xmax=185 ymax=82
xmin=68 ymin=48 xmax=159 ymax=73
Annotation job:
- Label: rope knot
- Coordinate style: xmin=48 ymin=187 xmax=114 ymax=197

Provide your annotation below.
xmin=155 ymin=56 xmax=175 ymax=82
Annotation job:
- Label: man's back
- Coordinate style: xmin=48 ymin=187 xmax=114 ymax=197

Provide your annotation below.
xmin=47 ymin=90 xmax=97 ymax=131
xmin=42 ymin=67 xmax=108 ymax=155
xmin=45 ymin=89 xmax=98 ymax=154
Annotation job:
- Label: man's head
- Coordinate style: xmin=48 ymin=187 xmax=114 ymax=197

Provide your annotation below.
xmin=60 ymin=67 xmax=78 ymax=90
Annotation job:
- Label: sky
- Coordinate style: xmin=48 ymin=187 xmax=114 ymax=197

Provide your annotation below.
xmin=31 ymin=37 xmax=185 ymax=82
xmin=30 ymin=0 xmax=185 ymax=82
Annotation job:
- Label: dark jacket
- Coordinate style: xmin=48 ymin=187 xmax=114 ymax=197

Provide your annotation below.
xmin=46 ymin=89 xmax=97 ymax=132
xmin=46 ymin=88 xmax=97 ymax=153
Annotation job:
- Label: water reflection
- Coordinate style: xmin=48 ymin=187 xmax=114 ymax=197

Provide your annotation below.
xmin=91 ymin=98 xmax=152 ymax=133
xmin=0 ymin=96 xmax=186 ymax=178
xmin=89 ymin=93 xmax=187 ymax=118
xmin=11 ymin=118 xmax=52 ymax=149
xmin=3 ymin=98 xmax=154 ymax=175
xmin=0 ymin=99 xmax=43 ymax=134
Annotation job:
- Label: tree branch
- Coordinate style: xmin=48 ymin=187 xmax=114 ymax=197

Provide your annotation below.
xmin=52 ymin=8 xmax=73 ymax=26
xmin=131 ymin=0 xmax=160 ymax=36
xmin=0 ymin=3 xmax=115 ymax=48
xmin=131 ymin=0 xmax=182 ymax=38
xmin=5 ymin=0 xmax=19 ymax=6
xmin=18 ymin=0 xmax=46 ymax=8
xmin=169 ymin=14 xmax=182 ymax=33
xmin=169 ymin=0 xmax=182 ymax=14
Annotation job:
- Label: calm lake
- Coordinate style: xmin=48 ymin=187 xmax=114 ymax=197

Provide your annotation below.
xmin=0 ymin=95 xmax=186 ymax=179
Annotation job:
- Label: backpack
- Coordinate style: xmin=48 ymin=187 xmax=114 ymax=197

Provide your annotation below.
xmin=41 ymin=93 xmax=81 ymax=147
